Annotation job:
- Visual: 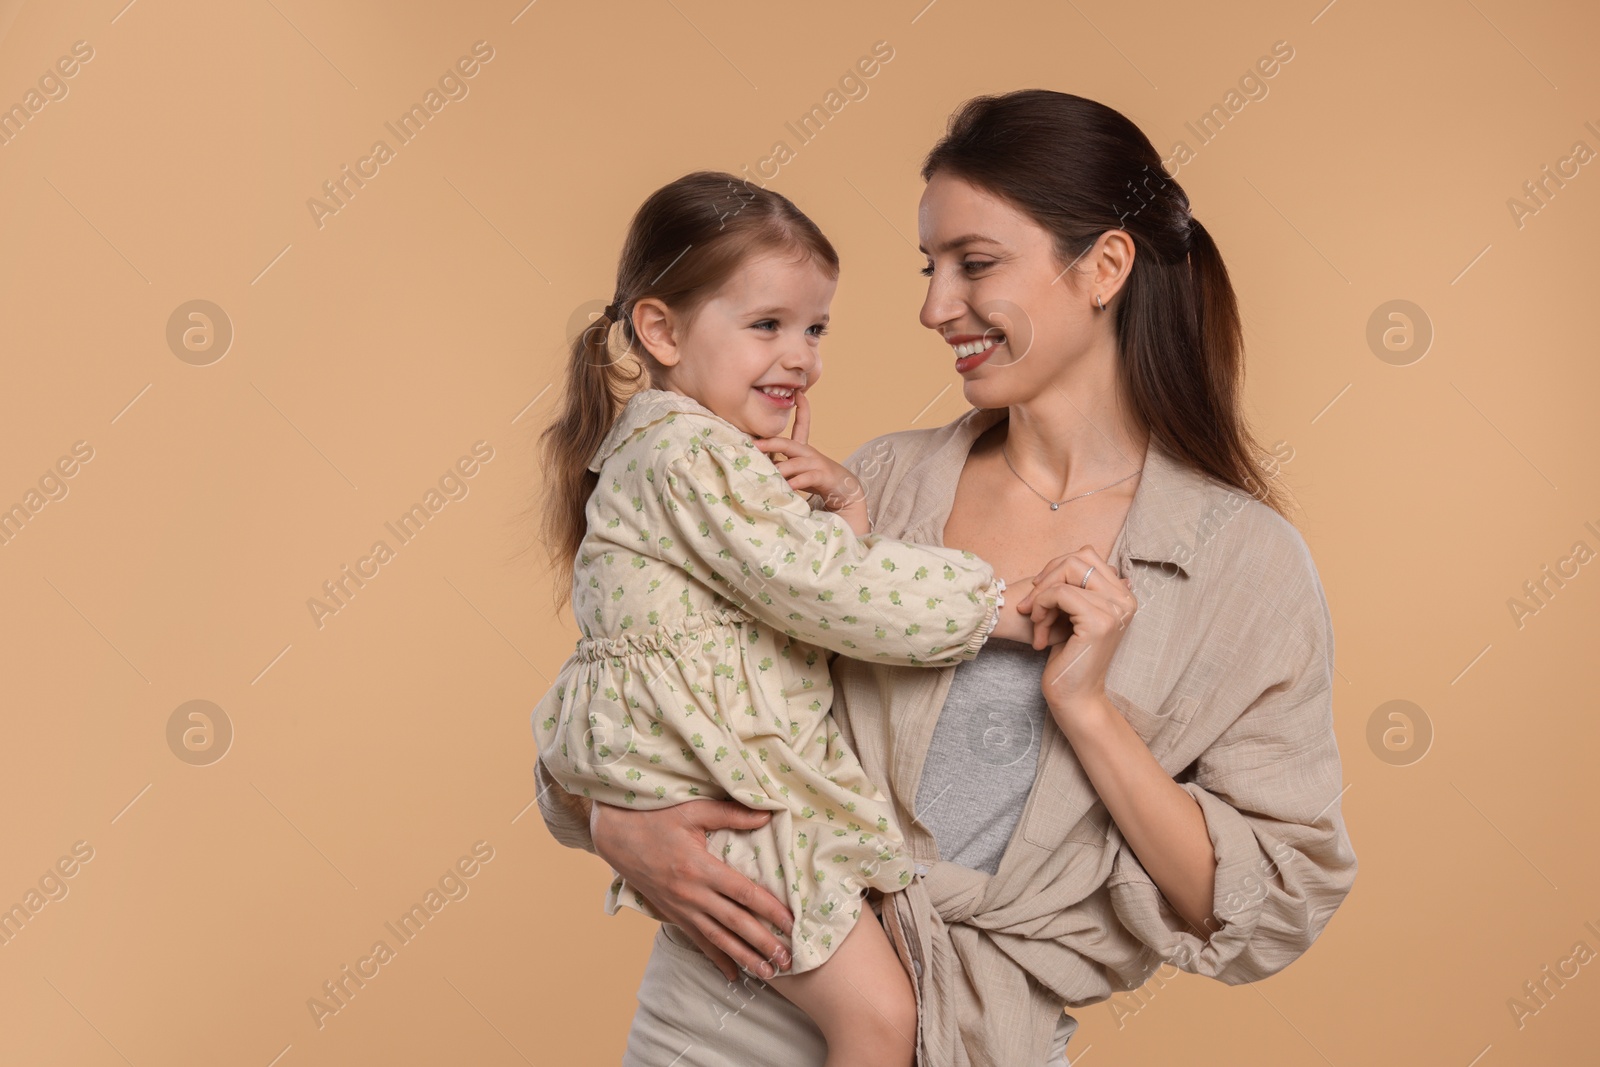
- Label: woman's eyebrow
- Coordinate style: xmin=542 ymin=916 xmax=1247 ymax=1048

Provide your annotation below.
xmin=917 ymin=232 xmax=1004 ymax=254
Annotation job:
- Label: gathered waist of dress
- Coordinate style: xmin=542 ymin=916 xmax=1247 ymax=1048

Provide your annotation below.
xmin=572 ymin=605 xmax=757 ymax=662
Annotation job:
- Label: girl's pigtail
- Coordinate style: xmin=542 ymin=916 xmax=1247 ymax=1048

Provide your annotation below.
xmin=537 ymin=303 xmax=642 ymax=611
xmin=524 ymin=169 xmax=841 ymax=612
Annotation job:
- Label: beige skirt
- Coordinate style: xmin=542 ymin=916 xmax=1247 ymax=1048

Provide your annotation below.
xmin=620 ymin=919 xmax=1079 ymax=1066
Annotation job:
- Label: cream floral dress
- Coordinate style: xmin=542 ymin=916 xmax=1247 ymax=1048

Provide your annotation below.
xmin=533 ymin=388 xmax=1005 ymax=972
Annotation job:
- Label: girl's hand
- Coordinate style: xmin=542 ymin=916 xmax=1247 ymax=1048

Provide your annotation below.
xmin=1013 ymin=547 xmax=1138 ymax=718
xmin=753 ymin=391 xmax=870 ymax=535
xmin=589 ymin=798 xmax=795 ymax=982
xmin=989 ymin=579 xmax=1075 ymax=648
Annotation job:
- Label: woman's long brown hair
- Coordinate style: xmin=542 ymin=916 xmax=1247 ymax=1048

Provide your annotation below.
xmin=922 ymin=90 xmax=1293 ymax=519
xmin=527 ymin=171 xmax=839 ymax=612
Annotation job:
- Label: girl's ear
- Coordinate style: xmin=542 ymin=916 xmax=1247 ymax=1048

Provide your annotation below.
xmin=631 ymin=298 xmax=679 ymax=368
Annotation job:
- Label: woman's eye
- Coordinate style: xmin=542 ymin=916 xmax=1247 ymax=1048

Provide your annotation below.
xmin=919 ymin=260 xmax=990 ymax=277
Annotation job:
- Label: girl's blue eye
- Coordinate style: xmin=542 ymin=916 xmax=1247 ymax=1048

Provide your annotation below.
xmin=752 ymin=320 xmax=778 ymax=331
xmin=807 ymin=324 xmax=828 ymax=337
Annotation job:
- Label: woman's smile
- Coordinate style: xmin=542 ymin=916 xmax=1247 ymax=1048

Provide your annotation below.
xmin=947 ymin=332 xmax=1005 ymax=373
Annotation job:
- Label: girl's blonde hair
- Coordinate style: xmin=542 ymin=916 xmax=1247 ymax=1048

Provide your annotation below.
xmin=532 ymin=171 xmax=840 ymax=610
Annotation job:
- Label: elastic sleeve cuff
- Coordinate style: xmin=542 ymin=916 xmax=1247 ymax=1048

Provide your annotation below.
xmin=1104 ymin=781 xmax=1271 ymax=983
xmin=958 ymin=576 xmax=1007 ymax=660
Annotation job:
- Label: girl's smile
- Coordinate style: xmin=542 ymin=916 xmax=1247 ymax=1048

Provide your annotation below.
xmin=633 ymin=248 xmax=834 ymax=439
xmin=753 ymin=382 xmax=805 ymax=409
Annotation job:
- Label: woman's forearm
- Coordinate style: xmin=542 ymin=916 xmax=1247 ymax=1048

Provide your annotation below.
xmin=1056 ymin=696 xmax=1221 ymax=939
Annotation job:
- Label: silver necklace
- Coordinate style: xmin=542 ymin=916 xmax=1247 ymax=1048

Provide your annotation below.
xmin=1001 ymin=446 xmax=1142 ymax=511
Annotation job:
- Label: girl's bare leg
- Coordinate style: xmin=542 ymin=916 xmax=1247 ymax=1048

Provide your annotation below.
xmin=764 ymin=904 xmax=917 ymax=1067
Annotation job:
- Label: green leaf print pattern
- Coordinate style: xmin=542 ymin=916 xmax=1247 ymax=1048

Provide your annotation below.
xmin=536 ymin=396 xmax=1007 ymax=972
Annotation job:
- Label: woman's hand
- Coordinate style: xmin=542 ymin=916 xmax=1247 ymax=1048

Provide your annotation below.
xmin=589 ymin=799 xmax=795 ymax=982
xmin=1014 ymin=547 xmax=1138 ymax=718
xmin=753 ymin=391 xmax=871 ymax=535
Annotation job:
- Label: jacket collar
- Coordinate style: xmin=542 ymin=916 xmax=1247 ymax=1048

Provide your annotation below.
xmin=1115 ymin=433 xmax=1223 ymax=580
xmin=586 ymin=388 xmax=720 ymax=473
xmin=589 ymin=391 xmax=1234 ymax=581
xmin=926 ymin=406 xmax=1230 ymax=580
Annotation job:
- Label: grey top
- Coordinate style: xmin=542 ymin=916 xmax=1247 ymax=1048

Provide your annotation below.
xmin=914 ymin=635 xmax=1051 ymax=876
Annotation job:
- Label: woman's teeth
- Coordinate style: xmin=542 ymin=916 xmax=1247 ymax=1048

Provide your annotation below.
xmin=952 ymin=336 xmax=1002 ymax=358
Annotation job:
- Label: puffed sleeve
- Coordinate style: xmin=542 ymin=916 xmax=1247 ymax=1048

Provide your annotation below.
xmin=654 ymin=416 xmax=1005 ymax=666
xmin=1105 ymin=534 xmax=1357 ymax=983
xmin=533 ymin=745 xmax=597 ymax=854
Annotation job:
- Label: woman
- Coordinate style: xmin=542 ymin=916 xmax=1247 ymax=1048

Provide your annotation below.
xmin=535 ymin=89 xmax=1358 ymax=1066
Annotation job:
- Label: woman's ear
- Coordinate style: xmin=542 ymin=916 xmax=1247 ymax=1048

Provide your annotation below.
xmin=631 ymin=298 xmax=680 ymax=367
xmin=1090 ymin=230 xmax=1135 ymax=307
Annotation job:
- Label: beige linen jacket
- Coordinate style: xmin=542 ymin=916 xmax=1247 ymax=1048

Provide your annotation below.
xmin=537 ymin=403 xmax=1358 ymax=1067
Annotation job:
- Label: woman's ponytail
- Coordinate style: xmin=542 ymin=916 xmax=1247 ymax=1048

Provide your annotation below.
xmin=922 ymin=91 xmax=1294 ymax=520
xmin=1179 ymin=214 xmax=1289 ymax=513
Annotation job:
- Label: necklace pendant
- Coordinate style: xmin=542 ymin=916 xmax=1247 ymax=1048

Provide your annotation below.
xmin=1049 ymin=502 xmax=1059 ymax=511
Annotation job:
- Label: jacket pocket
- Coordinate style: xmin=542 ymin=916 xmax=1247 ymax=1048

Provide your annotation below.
xmin=1109 ymin=689 xmax=1198 ymax=764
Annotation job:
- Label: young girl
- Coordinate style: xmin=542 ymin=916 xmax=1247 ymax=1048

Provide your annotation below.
xmin=531 ymin=172 xmax=1056 ymax=1066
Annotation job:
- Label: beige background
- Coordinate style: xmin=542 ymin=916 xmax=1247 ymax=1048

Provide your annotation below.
xmin=1 ymin=0 xmax=1596 ymax=1063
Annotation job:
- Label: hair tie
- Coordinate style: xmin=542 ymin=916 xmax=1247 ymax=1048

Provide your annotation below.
xmin=603 ymin=302 xmax=622 ymax=321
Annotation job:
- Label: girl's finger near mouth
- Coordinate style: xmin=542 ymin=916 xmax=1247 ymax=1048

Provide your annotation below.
xmin=791 ymin=389 xmax=811 ymax=446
